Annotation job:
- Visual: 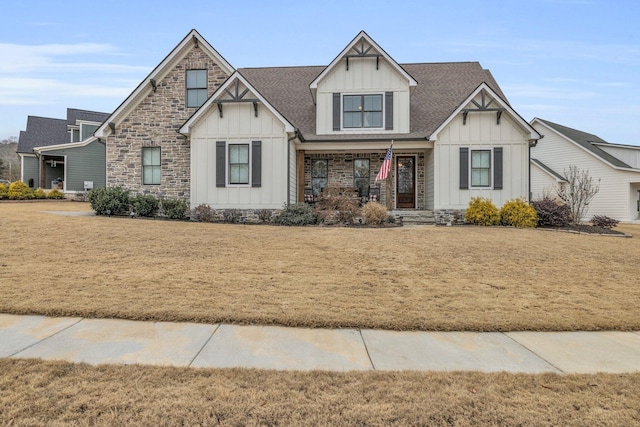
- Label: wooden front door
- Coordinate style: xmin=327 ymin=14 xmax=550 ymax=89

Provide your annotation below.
xmin=396 ymin=156 xmax=415 ymax=208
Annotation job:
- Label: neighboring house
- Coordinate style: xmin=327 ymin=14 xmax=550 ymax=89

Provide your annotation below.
xmin=530 ymin=118 xmax=640 ymax=221
xmin=96 ymin=29 xmax=540 ymax=219
xmin=17 ymin=109 xmax=109 ymax=193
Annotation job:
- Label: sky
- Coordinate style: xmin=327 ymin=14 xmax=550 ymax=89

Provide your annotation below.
xmin=1 ymin=0 xmax=639 ymax=145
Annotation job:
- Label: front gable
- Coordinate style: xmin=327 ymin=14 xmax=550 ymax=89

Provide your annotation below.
xmin=311 ymin=31 xmax=417 ymax=136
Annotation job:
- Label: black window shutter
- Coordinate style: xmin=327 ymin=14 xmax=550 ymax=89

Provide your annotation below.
xmin=333 ymin=93 xmax=340 ymax=131
xmin=251 ymin=141 xmax=262 ymax=188
xmin=216 ymin=141 xmax=225 ymax=187
xmin=459 ymin=147 xmax=469 ymax=189
xmin=385 ymin=92 xmax=393 ymax=130
xmin=494 ymin=147 xmax=503 ymax=189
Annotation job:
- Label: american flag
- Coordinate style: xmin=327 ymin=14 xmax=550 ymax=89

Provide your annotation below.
xmin=375 ymin=142 xmax=393 ymax=182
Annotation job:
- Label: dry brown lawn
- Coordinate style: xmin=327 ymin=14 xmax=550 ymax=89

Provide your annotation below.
xmin=1 ymin=359 xmax=639 ymax=426
xmin=1 ymin=201 xmax=639 ymax=331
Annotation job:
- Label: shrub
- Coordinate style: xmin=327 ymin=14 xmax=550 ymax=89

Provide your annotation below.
xmin=362 ymin=201 xmax=388 ymax=225
xmin=32 ymin=188 xmax=46 ymax=199
xmin=256 ymin=209 xmax=273 ymax=223
xmin=531 ymin=196 xmax=571 ymax=227
xmin=88 ymin=187 xmax=130 ymax=216
xmin=161 ymin=199 xmax=188 ymax=220
xmin=314 ymin=187 xmax=361 ymax=225
xmin=464 ymin=197 xmax=500 ymax=226
xmin=8 ymin=181 xmax=33 ymax=200
xmin=192 ymin=204 xmax=217 ymax=222
xmin=499 ymin=198 xmax=537 ymax=228
xmin=387 ymin=214 xmax=396 ymax=224
xmin=47 ymin=188 xmax=65 ymax=199
xmin=591 ymin=215 xmax=619 ymax=229
xmin=222 ymin=209 xmax=242 ymax=223
xmin=0 ymin=183 xmax=8 ymax=200
xmin=131 ymin=194 xmax=160 ymax=217
xmin=275 ymin=203 xmax=317 ymax=226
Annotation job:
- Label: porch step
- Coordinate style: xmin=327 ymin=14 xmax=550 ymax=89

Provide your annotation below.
xmin=392 ymin=210 xmax=437 ymax=226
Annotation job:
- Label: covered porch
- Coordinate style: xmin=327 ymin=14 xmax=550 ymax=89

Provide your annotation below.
xmin=39 ymin=154 xmax=65 ymax=190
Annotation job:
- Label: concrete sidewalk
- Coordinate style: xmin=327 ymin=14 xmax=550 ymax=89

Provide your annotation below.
xmin=1 ymin=313 xmax=639 ymax=373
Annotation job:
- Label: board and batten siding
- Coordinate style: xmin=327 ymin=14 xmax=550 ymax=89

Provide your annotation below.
xmin=21 ymin=155 xmax=38 ymax=187
xmin=190 ymin=102 xmax=289 ymax=209
xmin=434 ymin=111 xmax=530 ymax=209
xmin=531 ymin=121 xmax=640 ymax=221
xmin=41 ymin=140 xmax=106 ymax=191
xmin=315 ymin=57 xmax=410 ymax=135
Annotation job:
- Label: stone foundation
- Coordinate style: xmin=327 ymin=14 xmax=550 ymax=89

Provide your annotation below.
xmin=434 ymin=209 xmax=466 ymax=225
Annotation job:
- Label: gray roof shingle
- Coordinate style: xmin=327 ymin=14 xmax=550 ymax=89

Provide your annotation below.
xmin=66 ymin=108 xmax=110 ymax=126
xmin=536 ymin=119 xmax=633 ymax=169
xmin=239 ymin=61 xmax=506 ymax=141
xmin=17 ymin=116 xmax=68 ymax=154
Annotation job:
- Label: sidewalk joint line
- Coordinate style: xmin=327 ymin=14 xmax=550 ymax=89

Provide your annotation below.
xmin=501 ymin=332 xmax=565 ymax=374
xmin=9 ymin=316 xmax=84 ymax=358
xmin=358 ymin=329 xmax=376 ymax=371
xmin=188 ymin=323 xmax=221 ymax=367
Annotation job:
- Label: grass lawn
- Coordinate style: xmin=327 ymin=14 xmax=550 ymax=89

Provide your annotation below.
xmin=1 ymin=201 xmax=639 ymax=331
xmin=2 ymin=201 xmax=639 ymax=425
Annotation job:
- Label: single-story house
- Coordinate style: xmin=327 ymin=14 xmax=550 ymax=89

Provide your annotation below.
xmin=18 ymin=108 xmax=110 ymax=193
xmin=95 ymin=29 xmax=540 ymax=219
xmin=530 ymin=118 xmax=640 ymax=221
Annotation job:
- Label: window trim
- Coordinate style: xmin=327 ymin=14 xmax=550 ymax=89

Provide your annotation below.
xmin=341 ymin=93 xmax=384 ymax=130
xmin=142 ymin=146 xmax=161 ymax=186
xmin=226 ymin=142 xmax=251 ymax=187
xmin=186 ymin=69 xmax=208 ymax=108
xmin=469 ymin=149 xmax=492 ymax=188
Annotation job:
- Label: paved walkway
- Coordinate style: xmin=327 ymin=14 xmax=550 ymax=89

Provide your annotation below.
xmin=1 ymin=313 xmax=639 ymax=373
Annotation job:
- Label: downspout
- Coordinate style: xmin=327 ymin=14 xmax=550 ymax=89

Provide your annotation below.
xmin=287 ymin=129 xmax=300 ymax=205
xmin=528 ymin=136 xmax=542 ymax=202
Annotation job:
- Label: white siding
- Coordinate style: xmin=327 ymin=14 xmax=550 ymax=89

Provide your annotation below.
xmin=190 ymin=102 xmax=289 ymax=209
xmin=316 ymin=57 xmax=410 ymax=134
xmin=531 ymin=121 xmax=640 ymax=221
xmin=597 ymin=144 xmax=640 ymax=169
xmin=434 ymin=111 xmax=530 ymax=210
xmin=530 ymin=163 xmax=561 ymax=200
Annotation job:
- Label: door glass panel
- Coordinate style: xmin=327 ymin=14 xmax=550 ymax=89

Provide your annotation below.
xmin=397 ymin=157 xmax=414 ymax=193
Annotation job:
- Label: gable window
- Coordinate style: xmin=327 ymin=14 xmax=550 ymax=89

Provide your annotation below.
xmin=186 ymin=69 xmax=208 ymax=108
xmin=470 ymin=150 xmax=491 ymax=187
xmin=142 ymin=147 xmax=161 ymax=185
xmin=81 ymin=123 xmax=98 ymax=141
xmin=311 ymin=159 xmax=328 ymax=196
xmin=228 ymin=144 xmax=250 ymax=185
xmin=343 ymin=94 xmax=382 ymax=128
xmin=354 ymin=159 xmax=370 ymax=196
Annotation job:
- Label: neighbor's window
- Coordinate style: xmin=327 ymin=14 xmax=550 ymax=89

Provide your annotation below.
xmin=343 ymin=94 xmax=383 ymax=128
xmin=186 ymin=69 xmax=208 ymax=108
xmin=228 ymin=144 xmax=249 ymax=185
xmin=71 ymin=128 xmax=80 ymax=142
xmin=471 ymin=150 xmax=491 ymax=187
xmin=354 ymin=158 xmax=370 ymax=196
xmin=81 ymin=123 xmax=99 ymax=141
xmin=142 ymin=147 xmax=161 ymax=185
xmin=311 ymin=159 xmax=328 ymax=196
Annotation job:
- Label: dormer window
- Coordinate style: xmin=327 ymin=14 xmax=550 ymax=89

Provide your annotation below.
xmin=343 ymin=94 xmax=383 ymax=128
xmin=186 ymin=69 xmax=208 ymax=108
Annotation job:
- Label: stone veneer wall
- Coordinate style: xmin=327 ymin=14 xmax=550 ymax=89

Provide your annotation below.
xmin=304 ymin=151 xmax=426 ymax=209
xmin=106 ymin=47 xmax=229 ymax=200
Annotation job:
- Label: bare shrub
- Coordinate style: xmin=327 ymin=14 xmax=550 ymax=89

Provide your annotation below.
xmin=256 ymin=209 xmax=273 ymax=223
xmin=192 ymin=204 xmax=216 ymax=222
xmin=362 ymin=201 xmax=388 ymax=225
xmin=591 ymin=215 xmax=619 ymax=229
xmin=557 ymin=165 xmax=600 ymax=224
xmin=315 ymin=187 xmax=361 ymax=225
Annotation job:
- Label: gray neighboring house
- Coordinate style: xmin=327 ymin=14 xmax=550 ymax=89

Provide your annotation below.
xmin=17 ymin=108 xmax=110 ymax=193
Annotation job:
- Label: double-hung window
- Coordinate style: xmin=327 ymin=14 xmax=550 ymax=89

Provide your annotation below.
xmin=228 ymin=144 xmax=250 ymax=185
xmin=343 ymin=94 xmax=383 ymax=128
xmin=186 ymin=69 xmax=207 ymax=108
xmin=142 ymin=147 xmax=161 ymax=185
xmin=470 ymin=150 xmax=491 ymax=187
xmin=311 ymin=159 xmax=328 ymax=196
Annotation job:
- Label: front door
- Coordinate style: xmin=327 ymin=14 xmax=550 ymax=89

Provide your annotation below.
xmin=396 ymin=156 xmax=415 ymax=208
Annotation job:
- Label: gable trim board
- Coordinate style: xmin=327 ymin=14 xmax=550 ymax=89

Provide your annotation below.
xmin=531 ymin=158 xmax=567 ymax=182
xmin=95 ymin=29 xmax=234 ymax=138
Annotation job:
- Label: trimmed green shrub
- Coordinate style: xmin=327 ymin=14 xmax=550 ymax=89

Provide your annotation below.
xmin=362 ymin=201 xmax=388 ymax=225
xmin=192 ymin=204 xmax=217 ymax=222
xmin=32 ymin=188 xmax=46 ymax=199
xmin=275 ymin=203 xmax=317 ymax=226
xmin=8 ymin=181 xmax=33 ymax=200
xmin=47 ymin=188 xmax=65 ymax=199
xmin=591 ymin=215 xmax=619 ymax=229
xmin=161 ymin=199 xmax=189 ymax=220
xmin=531 ymin=196 xmax=571 ymax=227
xmin=499 ymin=198 xmax=537 ymax=228
xmin=131 ymin=194 xmax=160 ymax=217
xmin=0 ymin=183 xmax=8 ymax=200
xmin=464 ymin=197 xmax=500 ymax=226
xmin=88 ymin=186 xmax=131 ymax=216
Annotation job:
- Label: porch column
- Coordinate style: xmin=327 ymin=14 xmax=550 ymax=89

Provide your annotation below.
xmin=297 ymin=150 xmax=305 ymax=203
